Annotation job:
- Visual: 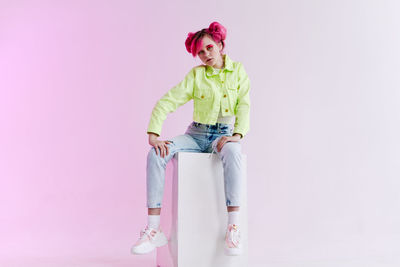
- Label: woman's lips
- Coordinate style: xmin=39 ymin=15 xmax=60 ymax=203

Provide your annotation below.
xmin=207 ymin=58 xmax=213 ymax=62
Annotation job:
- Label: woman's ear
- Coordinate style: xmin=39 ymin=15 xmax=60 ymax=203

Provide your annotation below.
xmin=217 ymin=41 xmax=223 ymax=52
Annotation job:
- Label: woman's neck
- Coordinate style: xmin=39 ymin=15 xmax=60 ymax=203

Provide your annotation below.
xmin=213 ymin=54 xmax=225 ymax=69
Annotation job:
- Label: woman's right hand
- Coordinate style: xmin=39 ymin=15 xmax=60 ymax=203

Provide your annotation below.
xmin=148 ymin=133 xmax=171 ymax=158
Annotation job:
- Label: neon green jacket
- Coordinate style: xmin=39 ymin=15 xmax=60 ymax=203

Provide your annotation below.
xmin=147 ymin=54 xmax=250 ymax=138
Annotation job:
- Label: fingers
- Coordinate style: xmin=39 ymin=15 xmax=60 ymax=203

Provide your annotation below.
xmin=160 ymin=144 xmax=166 ymax=158
xmin=154 ymin=141 xmax=171 ymax=158
xmin=217 ymin=136 xmax=230 ymax=152
xmin=161 ymin=141 xmax=170 ymax=158
xmin=217 ymin=141 xmax=224 ymax=152
xmin=165 ymin=141 xmax=171 ymax=156
xmin=165 ymin=143 xmax=170 ymax=156
xmin=154 ymin=144 xmax=163 ymax=157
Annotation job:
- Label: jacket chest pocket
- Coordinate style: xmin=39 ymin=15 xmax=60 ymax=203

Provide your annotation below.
xmin=225 ymin=81 xmax=239 ymax=110
xmin=226 ymin=83 xmax=238 ymax=98
xmin=194 ymin=89 xmax=213 ymax=110
xmin=194 ymin=88 xmax=212 ymax=100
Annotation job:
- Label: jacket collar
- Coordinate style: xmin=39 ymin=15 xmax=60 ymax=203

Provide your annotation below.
xmin=205 ymin=54 xmax=234 ymax=76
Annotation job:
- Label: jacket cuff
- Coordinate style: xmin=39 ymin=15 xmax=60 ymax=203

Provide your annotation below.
xmin=147 ymin=131 xmax=160 ymax=137
xmin=146 ymin=126 xmax=161 ymax=137
xmin=233 ymin=132 xmax=243 ymax=139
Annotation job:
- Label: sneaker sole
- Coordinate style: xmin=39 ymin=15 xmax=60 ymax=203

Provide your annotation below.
xmin=131 ymin=233 xmax=168 ymax=255
xmin=224 ymin=246 xmax=242 ymax=256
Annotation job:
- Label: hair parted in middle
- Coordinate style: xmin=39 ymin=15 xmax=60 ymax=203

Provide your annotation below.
xmin=185 ymin=21 xmax=227 ymax=57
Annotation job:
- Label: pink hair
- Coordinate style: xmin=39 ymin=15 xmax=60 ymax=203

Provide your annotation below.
xmin=185 ymin=21 xmax=227 ymax=57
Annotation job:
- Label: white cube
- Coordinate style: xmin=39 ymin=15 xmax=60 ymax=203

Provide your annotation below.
xmin=156 ymin=152 xmax=248 ymax=267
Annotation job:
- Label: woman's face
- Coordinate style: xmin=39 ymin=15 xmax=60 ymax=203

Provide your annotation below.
xmin=197 ymin=35 xmax=224 ymax=69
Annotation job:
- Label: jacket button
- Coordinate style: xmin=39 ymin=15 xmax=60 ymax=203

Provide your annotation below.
xmin=224 ymin=94 xmax=227 ymax=97
xmin=201 ymin=95 xmax=204 ymax=99
xmin=225 ymin=109 xmax=228 ymax=112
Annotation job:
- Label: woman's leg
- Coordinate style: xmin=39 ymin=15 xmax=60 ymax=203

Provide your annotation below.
xmin=210 ymin=137 xmax=244 ymax=255
xmin=211 ymin=137 xmax=243 ymax=211
xmin=132 ymin=129 xmax=204 ymax=255
xmin=146 ymin=133 xmax=202 ymax=214
xmin=227 ymin=206 xmax=240 ymax=212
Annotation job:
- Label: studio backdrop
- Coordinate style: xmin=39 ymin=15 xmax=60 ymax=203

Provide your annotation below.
xmin=1 ymin=0 xmax=399 ymax=266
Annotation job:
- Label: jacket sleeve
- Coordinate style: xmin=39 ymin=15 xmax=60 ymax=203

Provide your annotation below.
xmin=233 ymin=62 xmax=251 ymax=138
xmin=147 ymin=68 xmax=195 ymax=136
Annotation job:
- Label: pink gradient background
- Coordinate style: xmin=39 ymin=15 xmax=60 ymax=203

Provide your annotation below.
xmin=1 ymin=1 xmax=400 ymax=266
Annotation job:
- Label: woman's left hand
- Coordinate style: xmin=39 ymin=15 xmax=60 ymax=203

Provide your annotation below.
xmin=216 ymin=134 xmax=241 ymax=152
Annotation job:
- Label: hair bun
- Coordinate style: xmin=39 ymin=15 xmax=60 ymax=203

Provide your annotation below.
xmin=207 ymin=21 xmax=227 ymax=41
xmin=185 ymin=32 xmax=195 ymax=53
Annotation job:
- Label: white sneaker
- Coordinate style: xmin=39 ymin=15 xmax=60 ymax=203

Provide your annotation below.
xmin=224 ymin=224 xmax=242 ymax=256
xmin=131 ymin=226 xmax=168 ymax=255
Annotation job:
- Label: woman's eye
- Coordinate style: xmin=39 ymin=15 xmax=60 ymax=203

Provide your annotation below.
xmin=207 ymin=46 xmax=213 ymax=50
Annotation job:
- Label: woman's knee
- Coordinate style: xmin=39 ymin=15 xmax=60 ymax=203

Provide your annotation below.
xmin=147 ymin=147 xmax=157 ymax=163
xmin=147 ymin=143 xmax=175 ymax=162
xmin=221 ymin=142 xmax=241 ymax=155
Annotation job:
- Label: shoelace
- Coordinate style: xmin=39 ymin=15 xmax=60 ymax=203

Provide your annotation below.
xmin=227 ymin=225 xmax=241 ymax=247
xmin=208 ymin=145 xmax=217 ymax=159
xmin=208 ymin=138 xmax=220 ymax=159
xmin=139 ymin=227 xmax=157 ymax=241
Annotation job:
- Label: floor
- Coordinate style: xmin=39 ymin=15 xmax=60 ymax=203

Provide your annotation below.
xmin=1 ymin=256 xmax=399 ymax=267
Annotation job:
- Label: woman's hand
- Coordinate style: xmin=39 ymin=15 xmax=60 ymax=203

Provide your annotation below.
xmin=216 ymin=134 xmax=241 ymax=152
xmin=148 ymin=133 xmax=171 ymax=158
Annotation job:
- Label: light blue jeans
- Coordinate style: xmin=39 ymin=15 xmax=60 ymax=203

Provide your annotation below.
xmin=147 ymin=121 xmax=243 ymax=208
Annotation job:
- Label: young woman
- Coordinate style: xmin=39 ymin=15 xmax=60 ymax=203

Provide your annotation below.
xmin=131 ymin=21 xmax=250 ymax=256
